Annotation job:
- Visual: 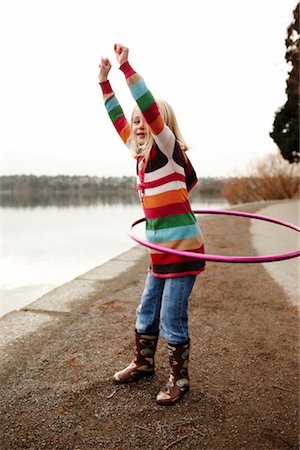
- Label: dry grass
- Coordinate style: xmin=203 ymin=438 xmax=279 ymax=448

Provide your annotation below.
xmin=222 ymin=152 xmax=300 ymax=204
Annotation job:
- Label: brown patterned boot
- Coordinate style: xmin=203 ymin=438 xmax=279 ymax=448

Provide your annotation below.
xmin=156 ymin=341 xmax=190 ymax=405
xmin=113 ymin=331 xmax=158 ymax=383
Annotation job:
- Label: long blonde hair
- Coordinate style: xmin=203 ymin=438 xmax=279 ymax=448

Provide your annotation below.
xmin=130 ymin=99 xmax=189 ymax=159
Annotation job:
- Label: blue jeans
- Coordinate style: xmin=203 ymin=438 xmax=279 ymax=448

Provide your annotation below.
xmin=136 ymin=273 xmax=196 ymax=345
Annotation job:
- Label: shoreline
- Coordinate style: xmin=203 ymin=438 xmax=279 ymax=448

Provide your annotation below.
xmin=1 ymin=197 xmax=227 ymax=318
xmin=0 ymin=245 xmax=145 ymax=348
xmin=0 ymin=200 xmax=300 ymax=348
xmin=0 ymin=199 xmax=298 ymax=348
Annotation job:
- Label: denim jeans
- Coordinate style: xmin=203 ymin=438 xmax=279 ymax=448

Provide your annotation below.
xmin=136 ymin=272 xmax=196 ymax=345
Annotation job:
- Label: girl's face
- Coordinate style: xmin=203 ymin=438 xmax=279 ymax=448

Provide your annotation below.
xmin=132 ymin=109 xmax=149 ymax=146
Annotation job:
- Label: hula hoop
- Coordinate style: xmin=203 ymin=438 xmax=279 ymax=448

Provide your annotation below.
xmin=128 ymin=209 xmax=300 ymax=264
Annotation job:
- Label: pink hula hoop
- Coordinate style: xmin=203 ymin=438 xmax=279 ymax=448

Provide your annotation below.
xmin=128 ymin=209 xmax=300 ymax=264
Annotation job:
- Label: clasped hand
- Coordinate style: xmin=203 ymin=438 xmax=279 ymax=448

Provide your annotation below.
xmin=98 ymin=43 xmax=129 ymax=82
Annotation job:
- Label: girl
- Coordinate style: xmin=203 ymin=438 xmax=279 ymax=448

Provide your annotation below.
xmin=98 ymin=44 xmax=205 ymax=405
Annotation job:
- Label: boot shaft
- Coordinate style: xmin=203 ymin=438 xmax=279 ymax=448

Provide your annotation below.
xmin=168 ymin=341 xmax=190 ymax=381
xmin=135 ymin=331 xmax=159 ymax=367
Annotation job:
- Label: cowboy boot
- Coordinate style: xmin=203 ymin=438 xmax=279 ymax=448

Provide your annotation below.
xmin=113 ymin=330 xmax=158 ymax=383
xmin=156 ymin=340 xmax=190 ymax=405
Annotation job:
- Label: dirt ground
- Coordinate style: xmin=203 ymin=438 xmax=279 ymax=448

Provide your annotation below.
xmin=0 ymin=202 xmax=299 ymax=449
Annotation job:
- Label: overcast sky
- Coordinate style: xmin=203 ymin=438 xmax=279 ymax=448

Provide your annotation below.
xmin=0 ymin=0 xmax=297 ymax=178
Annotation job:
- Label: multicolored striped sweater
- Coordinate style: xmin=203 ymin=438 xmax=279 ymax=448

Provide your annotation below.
xmin=100 ymin=60 xmax=205 ymax=278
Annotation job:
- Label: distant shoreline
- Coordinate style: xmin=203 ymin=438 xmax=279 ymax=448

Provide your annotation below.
xmin=0 ymin=174 xmax=226 ymax=207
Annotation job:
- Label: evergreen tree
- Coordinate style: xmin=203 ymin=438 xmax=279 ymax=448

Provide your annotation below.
xmin=270 ymin=3 xmax=299 ymax=163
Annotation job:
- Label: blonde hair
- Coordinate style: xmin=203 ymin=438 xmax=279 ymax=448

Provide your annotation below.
xmin=130 ymin=99 xmax=189 ymax=159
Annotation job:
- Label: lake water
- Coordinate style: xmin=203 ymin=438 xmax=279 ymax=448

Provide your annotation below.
xmin=1 ymin=196 xmax=228 ymax=317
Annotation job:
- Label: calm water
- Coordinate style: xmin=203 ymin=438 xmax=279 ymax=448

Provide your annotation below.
xmin=1 ymin=197 xmax=227 ymax=317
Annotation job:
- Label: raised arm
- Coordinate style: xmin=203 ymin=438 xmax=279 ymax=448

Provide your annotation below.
xmin=98 ymin=57 xmax=131 ymax=147
xmin=114 ymin=44 xmax=175 ymax=155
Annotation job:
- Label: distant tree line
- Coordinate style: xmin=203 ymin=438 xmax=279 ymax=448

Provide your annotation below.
xmin=0 ymin=175 xmax=138 ymax=207
xmin=0 ymin=175 xmax=137 ymax=193
xmin=0 ymin=175 xmax=226 ymax=207
xmin=0 ymin=174 xmax=226 ymax=195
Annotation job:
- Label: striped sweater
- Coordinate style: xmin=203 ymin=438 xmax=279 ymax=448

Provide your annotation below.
xmin=100 ymin=61 xmax=205 ymax=278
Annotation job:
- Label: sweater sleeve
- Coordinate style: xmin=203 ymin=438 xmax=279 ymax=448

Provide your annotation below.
xmin=99 ymin=80 xmax=131 ymax=148
xmin=119 ymin=61 xmax=175 ymax=156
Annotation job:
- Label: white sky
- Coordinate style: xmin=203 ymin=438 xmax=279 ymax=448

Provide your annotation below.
xmin=0 ymin=0 xmax=297 ymax=178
